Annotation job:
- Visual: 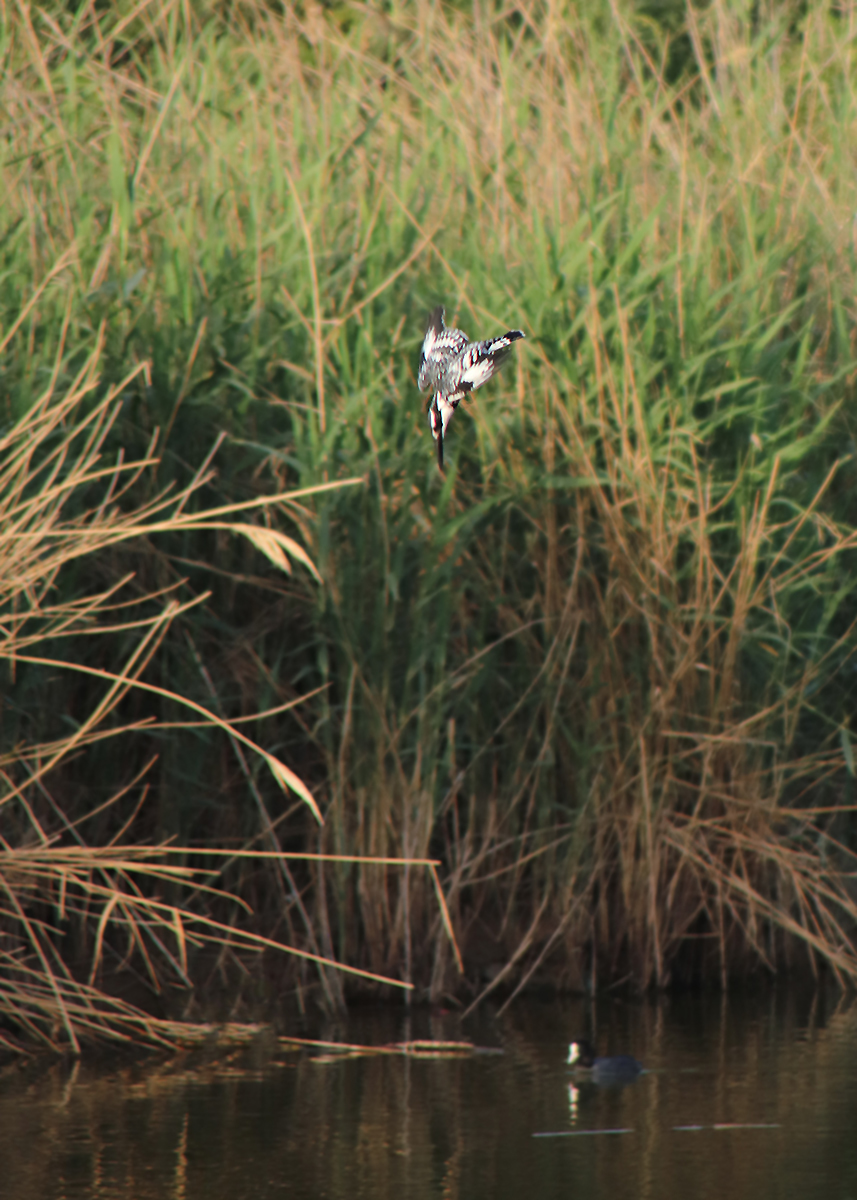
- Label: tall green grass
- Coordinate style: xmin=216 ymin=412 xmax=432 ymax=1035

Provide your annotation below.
xmin=3 ymin=0 xmax=857 ymax=1041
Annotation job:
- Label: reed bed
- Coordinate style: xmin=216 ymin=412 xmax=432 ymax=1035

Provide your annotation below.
xmin=0 ymin=334 xmax=412 ymax=1048
xmin=2 ymin=0 xmax=857 ymax=1044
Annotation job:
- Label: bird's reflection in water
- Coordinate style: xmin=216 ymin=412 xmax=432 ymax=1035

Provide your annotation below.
xmin=566 ymin=1057 xmax=642 ymax=1128
xmin=567 ymin=1082 xmax=580 ymax=1125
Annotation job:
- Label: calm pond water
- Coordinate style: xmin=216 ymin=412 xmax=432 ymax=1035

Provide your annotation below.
xmin=2 ymin=987 xmax=857 ymax=1199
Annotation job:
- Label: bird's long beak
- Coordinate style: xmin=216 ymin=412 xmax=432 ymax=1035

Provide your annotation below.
xmin=436 ymin=430 xmax=444 ymax=471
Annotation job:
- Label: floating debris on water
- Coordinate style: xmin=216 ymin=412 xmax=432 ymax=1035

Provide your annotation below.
xmin=533 ymin=1128 xmax=635 ymax=1138
xmin=279 ymin=1035 xmax=491 ymax=1060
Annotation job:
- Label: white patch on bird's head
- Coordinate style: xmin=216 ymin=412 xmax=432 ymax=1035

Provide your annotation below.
xmin=437 ymin=397 xmax=457 ymax=437
xmin=428 ymin=403 xmax=441 ymax=439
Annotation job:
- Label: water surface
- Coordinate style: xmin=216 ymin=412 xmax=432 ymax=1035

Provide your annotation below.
xmin=2 ymin=988 xmax=855 ymax=1199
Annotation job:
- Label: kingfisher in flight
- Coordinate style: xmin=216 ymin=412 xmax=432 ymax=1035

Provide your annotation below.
xmin=417 ymin=306 xmax=525 ymax=470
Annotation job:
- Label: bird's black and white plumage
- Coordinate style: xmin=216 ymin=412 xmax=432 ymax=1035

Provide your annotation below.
xmin=417 ymin=306 xmax=525 ymax=469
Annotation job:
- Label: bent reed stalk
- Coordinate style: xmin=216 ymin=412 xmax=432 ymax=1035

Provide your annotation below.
xmin=3 ymin=0 xmax=857 ymax=1040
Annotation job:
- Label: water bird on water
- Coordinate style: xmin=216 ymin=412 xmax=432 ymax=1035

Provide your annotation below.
xmin=567 ymin=1039 xmax=643 ymax=1082
xmin=417 ymin=306 xmax=525 ymax=470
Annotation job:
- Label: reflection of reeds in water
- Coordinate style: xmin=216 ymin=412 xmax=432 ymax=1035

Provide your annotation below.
xmin=3 ymin=0 xmax=857 ymax=1031
xmin=6 ymin=994 xmax=857 ymax=1200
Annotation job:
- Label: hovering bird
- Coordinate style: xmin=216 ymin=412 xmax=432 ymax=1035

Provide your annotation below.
xmin=417 ymin=306 xmax=525 ymax=470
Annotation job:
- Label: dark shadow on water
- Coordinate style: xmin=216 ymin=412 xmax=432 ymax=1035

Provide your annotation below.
xmin=2 ymin=984 xmax=857 ymax=1199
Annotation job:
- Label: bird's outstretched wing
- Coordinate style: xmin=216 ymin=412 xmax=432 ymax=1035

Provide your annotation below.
xmin=438 ymin=331 xmax=524 ymax=399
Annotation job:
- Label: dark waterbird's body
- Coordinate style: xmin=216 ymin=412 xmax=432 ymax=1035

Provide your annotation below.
xmin=567 ymin=1039 xmax=643 ymax=1082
